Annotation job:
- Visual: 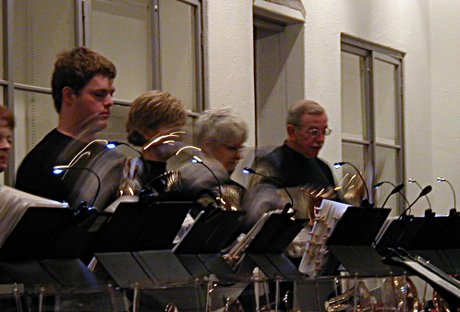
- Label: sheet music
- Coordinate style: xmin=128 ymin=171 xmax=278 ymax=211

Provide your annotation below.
xmin=298 ymin=199 xmax=350 ymax=276
xmin=0 ymin=186 xmax=69 ymax=247
xmin=374 ymin=216 xmax=397 ymax=246
xmin=171 ymin=210 xmax=204 ymax=250
xmin=404 ymin=260 xmax=460 ymax=298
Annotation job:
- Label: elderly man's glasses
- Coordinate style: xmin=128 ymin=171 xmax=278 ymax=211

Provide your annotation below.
xmin=303 ymin=127 xmax=332 ymax=137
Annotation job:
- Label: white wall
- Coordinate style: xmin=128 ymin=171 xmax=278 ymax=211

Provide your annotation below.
xmin=430 ymin=0 xmax=460 ymax=214
xmin=203 ymin=0 xmax=256 ymax=146
xmin=204 ymin=0 xmax=460 ymax=215
xmin=255 ymin=24 xmax=305 ymax=147
xmin=298 ymin=0 xmax=433 ymax=214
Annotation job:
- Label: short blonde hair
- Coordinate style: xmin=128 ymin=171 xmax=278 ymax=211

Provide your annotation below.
xmin=126 ymin=90 xmax=186 ymax=146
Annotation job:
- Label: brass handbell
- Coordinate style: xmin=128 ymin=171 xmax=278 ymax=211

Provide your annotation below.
xmin=118 ymin=169 xmax=182 ymax=197
xmin=200 ymin=184 xmax=245 ymax=211
xmin=118 ymin=174 xmax=142 ymax=197
xmin=146 ymin=170 xmax=182 ymax=194
xmin=159 ymin=170 xmax=182 ymax=193
xmin=334 ymin=172 xmax=365 ymax=207
xmin=278 ymin=186 xmax=336 ymax=221
xmin=219 ymin=184 xmax=245 ymax=211
xmin=335 ymin=162 xmax=384 ymax=207
xmin=325 ymin=280 xmax=376 ymax=312
xmin=376 ymin=276 xmax=422 ymax=310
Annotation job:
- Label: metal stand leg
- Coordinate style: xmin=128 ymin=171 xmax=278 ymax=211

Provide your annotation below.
xmin=283 ymin=289 xmax=292 ymax=311
xmin=253 ymin=268 xmax=261 ymax=311
xmin=292 ymin=281 xmax=298 ymax=311
xmin=107 ymin=283 xmax=118 ymax=311
xmin=132 ymin=283 xmax=141 ymax=312
xmin=352 ymin=276 xmax=359 ymax=311
xmin=122 ymin=290 xmax=131 ymax=312
xmin=402 ymin=274 xmax=408 ymax=311
xmin=13 ymin=285 xmax=23 ymax=312
xmin=253 ymin=267 xmax=269 ymax=311
xmin=38 ymin=286 xmax=45 ymax=312
xmin=206 ymin=274 xmax=218 ymax=312
xmin=263 ymin=281 xmax=270 ymax=309
xmin=275 ymin=279 xmax=280 ymax=312
xmin=54 ymin=294 xmax=61 ymax=312
xmin=193 ymin=277 xmax=204 ymax=311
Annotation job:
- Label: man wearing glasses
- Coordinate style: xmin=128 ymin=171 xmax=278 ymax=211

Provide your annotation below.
xmin=242 ymin=99 xmax=337 ymax=270
xmin=242 ymin=99 xmax=335 ymax=223
xmin=256 ymin=99 xmax=335 ymax=189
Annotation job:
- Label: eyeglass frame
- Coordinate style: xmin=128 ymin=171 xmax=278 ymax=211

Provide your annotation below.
xmin=293 ymin=125 xmax=332 ymax=137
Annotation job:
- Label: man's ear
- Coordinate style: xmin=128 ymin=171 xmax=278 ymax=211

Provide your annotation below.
xmin=202 ymin=139 xmax=213 ymax=154
xmin=287 ymin=124 xmax=297 ymax=140
xmin=62 ymin=87 xmax=75 ymax=107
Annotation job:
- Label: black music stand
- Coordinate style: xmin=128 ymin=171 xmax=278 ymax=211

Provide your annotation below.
xmin=91 ymin=200 xmax=208 ymax=310
xmin=405 ymin=215 xmax=460 ymax=274
xmin=173 ymin=209 xmax=245 ymax=254
xmin=385 ymin=249 xmax=460 ymax=310
xmin=0 ymin=207 xmax=104 ymax=296
xmin=375 ymin=214 xmax=460 ymax=274
xmin=172 ymin=209 xmax=246 ymax=281
xmin=94 ymin=204 xmax=243 ymax=288
xmin=95 ymin=250 xmax=209 ymax=311
xmin=96 ymin=248 xmax=246 ymax=311
xmin=0 ymin=207 xmax=74 ymax=260
xmin=325 ymin=207 xmax=403 ymax=276
xmin=94 ymin=202 xmax=244 ymax=284
xmin=237 ymin=213 xmax=306 ymax=280
xmin=90 ymin=201 xmax=193 ymax=253
xmin=0 ymin=258 xmax=101 ymax=288
xmin=375 ymin=216 xmax=425 ymax=255
xmin=47 ymin=211 xmax=112 ymax=260
xmin=95 ymin=250 xmax=193 ymax=288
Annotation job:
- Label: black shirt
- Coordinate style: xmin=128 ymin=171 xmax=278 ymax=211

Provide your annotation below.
xmin=140 ymin=159 xmax=167 ymax=185
xmin=257 ymin=143 xmax=335 ymax=189
xmin=138 ymin=158 xmax=168 ymax=194
xmin=16 ymin=129 xmax=81 ymax=202
xmin=16 ymin=129 xmax=123 ymax=209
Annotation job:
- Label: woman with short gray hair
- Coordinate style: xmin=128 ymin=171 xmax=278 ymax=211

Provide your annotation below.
xmin=195 ymin=107 xmax=248 ymax=174
xmin=176 ymin=107 xmax=248 ymax=211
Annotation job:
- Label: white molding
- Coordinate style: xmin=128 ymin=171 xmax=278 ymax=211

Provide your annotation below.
xmin=253 ymin=0 xmax=305 ymax=25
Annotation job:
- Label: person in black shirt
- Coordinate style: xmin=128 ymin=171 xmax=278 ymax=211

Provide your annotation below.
xmin=15 ymin=47 xmax=119 ymax=209
xmin=245 ymin=99 xmax=337 ymax=224
xmin=117 ymin=90 xmax=187 ymax=197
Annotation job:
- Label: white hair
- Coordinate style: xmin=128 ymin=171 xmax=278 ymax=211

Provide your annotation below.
xmin=195 ymin=107 xmax=248 ymax=147
xmin=287 ymin=99 xmax=325 ymax=126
